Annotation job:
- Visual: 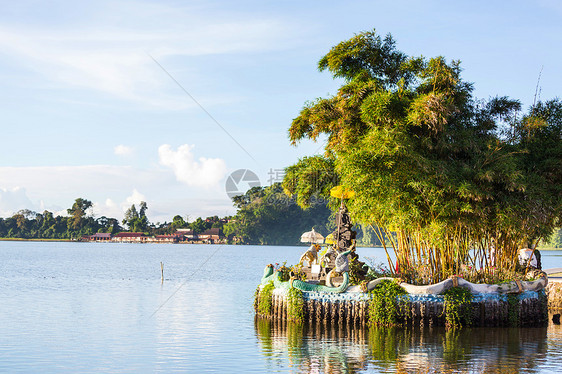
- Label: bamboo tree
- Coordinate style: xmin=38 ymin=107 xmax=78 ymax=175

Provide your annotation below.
xmin=285 ymin=29 xmax=562 ymax=284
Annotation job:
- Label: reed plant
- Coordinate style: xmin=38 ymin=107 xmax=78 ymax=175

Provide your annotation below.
xmin=371 ymin=223 xmax=537 ymax=285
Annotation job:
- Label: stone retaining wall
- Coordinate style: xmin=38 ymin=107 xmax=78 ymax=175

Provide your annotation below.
xmin=258 ymin=288 xmax=548 ymax=327
xmin=546 ymin=281 xmax=562 ymax=309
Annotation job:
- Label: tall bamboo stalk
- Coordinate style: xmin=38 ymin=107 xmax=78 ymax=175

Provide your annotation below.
xmin=367 ymin=220 xmax=525 ymax=284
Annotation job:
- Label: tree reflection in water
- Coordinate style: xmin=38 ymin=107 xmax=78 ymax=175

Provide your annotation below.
xmin=255 ymin=317 xmax=549 ymax=373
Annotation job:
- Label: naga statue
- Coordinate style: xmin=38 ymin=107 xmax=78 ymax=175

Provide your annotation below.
xmin=260 ymin=199 xmax=359 ymax=293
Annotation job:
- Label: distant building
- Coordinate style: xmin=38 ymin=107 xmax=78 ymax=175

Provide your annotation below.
xmin=88 ymin=233 xmax=112 ymax=242
xmin=80 ymin=233 xmax=112 ymax=242
xmin=153 ymin=234 xmax=180 ymax=243
xmin=198 ymin=228 xmax=222 ymax=243
xmin=175 ymin=228 xmax=197 ymax=241
xmin=112 ymin=232 xmax=147 ymax=243
xmin=80 ymin=229 xmax=223 ymax=244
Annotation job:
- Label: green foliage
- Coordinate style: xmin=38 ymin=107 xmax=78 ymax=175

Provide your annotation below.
xmin=348 ymin=257 xmax=371 ymax=285
xmin=256 ymin=281 xmax=275 ymax=317
xmin=348 ymin=258 xmax=363 ymax=285
xmin=545 ymin=228 xmax=562 ymax=248
xmin=189 ymin=217 xmax=208 ymax=234
xmin=0 ymin=201 xmax=123 ymax=240
xmin=67 ymin=198 xmax=93 ymax=230
xmin=516 ymin=100 xmax=562 ymax=241
xmin=122 ymin=201 xmax=149 ymax=232
xmin=224 ymin=183 xmax=332 ymax=245
xmin=170 ymin=215 xmax=187 ymax=231
xmin=364 ymin=258 xmax=392 ymax=279
xmin=507 ymin=293 xmax=519 ymax=326
xmin=356 ymin=223 xmax=387 ymax=246
xmin=318 ymin=31 xmax=412 ymax=87
xmin=368 ymin=280 xmax=406 ymax=327
xmin=287 ymin=287 xmax=304 ymax=323
xmin=285 ymin=28 xmax=562 ymax=282
xmin=442 ymin=287 xmax=473 ymax=329
xmin=277 ymin=263 xmax=306 ymax=282
xmin=96 ymin=216 xmax=121 ymax=234
xmin=282 ymin=156 xmax=339 ymax=209
xmin=462 ymin=266 xmax=527 ymax=285
xmin=276 ymin=263 xmax=290 ymax=282
xmin=0 ymin=198 xmax=224 ymax=240
xmin=253 ymin=285 xmax=260 ymax=312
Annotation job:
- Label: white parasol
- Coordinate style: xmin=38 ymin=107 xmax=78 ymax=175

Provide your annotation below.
xmin=300 ymin=228 xmax=324 ymax=244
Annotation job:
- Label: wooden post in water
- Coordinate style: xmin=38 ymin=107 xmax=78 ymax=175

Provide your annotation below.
xmin=160 ymin=262 xmax=164 ymax=283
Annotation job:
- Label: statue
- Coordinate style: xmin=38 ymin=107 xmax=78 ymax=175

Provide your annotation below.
xmin=326 ymin=250 xmax=352 ymax=287
xmin=319 ymin=245 xmax=338 ymax=267
xmin=332 ymin=204 xmax=356 ymax=251
xmin=299 ymin=243 xmax=320 ymax=267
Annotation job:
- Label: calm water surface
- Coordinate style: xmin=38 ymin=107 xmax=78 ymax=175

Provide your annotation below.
xmin=1 ymin=241 xmax=562 ymax=373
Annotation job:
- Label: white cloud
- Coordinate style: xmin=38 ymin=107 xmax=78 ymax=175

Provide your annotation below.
xmin=0 ymin=1 xmax=296 ymax=108
xmin=114 ymin=144 xmax=134 ymax=157
xmin=147 ymin=197 xmax=236 ymax=224
xmin=0 ymin=165 xmax=169 ymax=217
xmin=158 ymin=144 xmax=227 ymax=188
xmin=105 ymin=198 xmax=117 ymax=209
xmin=92 ymin=191 xmax=148 ymax=220
xmin=124 ymin=189 xmax=146 ymax=208
xmin=0 ymin=164 xmax=234 ymax=221
xmin=0 ymin=187 xmax=37 ymax=217
xmin=92 ymin=198 xmax=121 ymax=219
xmin=0 ymin=165 xmax=160 ymax=197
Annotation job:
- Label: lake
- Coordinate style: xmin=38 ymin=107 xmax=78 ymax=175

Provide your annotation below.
xmin=2 ymin=241 xmax=562 ymax=373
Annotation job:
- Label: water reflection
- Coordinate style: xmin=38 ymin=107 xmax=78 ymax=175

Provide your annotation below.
xmin=255 ymin=318 xmax=550 ymax=373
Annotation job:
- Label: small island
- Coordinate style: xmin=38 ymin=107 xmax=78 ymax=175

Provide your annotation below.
xmin=255 ymin=30 xmax=561 ymax=328
xmin=255 ymin=195 xmax=548 ymax=328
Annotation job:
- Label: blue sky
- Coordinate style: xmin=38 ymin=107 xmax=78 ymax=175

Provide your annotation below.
xmin=0 ymin=0 xmax=560 ymax=223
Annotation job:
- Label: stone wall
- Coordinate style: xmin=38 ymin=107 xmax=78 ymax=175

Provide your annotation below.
xmin=257 ymin=288 xmax=549 ymax=327
xmin=546 ymin=281 xmax=562 ymax=310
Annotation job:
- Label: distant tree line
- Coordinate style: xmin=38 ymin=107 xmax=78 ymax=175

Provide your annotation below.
xmin=1 ymin=182 xmax=381 ymax=246
xmin=222 ymin=183 xmax=332 ymax=245
xmin=545 ymin=229 xmax=562 ymax=248
xmin=0 ymin=197 xmax=231 ymax=240
xmin=3 ymin=183 xmax=558 ymax=246
xmin=221 ymin=182 xmax=386 ymax=246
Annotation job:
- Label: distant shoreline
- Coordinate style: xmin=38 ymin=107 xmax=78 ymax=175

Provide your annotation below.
xmin=539 ymin=246 xmax=562 ymax=251
xmin=0 ymin=238 xmax=559 ymax=251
